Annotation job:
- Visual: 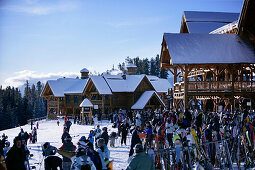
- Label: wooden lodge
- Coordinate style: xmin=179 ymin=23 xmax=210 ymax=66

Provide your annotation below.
xmin=160 ymin=1 xmax=255 ymax=112
xmin=41 ymin=66 xmax=170 ymax=118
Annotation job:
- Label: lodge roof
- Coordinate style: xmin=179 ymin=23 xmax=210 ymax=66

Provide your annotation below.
xmin=47 ymin=78 xmax=88 ymax=97
xmin=162 ymin=33 xmax=255 ymax=65
xmin=182 ymin=11 xmax=239 ymax=33
xmin=80 ymin=98 xmax=93 ymax=107
xmin=131 ymin=91 xmax=165 ymax=110
xmin=89 ymin=76 xmax=112 ymax=95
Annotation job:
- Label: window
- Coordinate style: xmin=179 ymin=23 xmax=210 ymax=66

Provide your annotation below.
xmin=66 ymin=95 xmax=70 ymax=103
xmin=74 ymin=96 xmax=79 ymax=103
xmin=105 ymin=95 xmax=109 ymax=100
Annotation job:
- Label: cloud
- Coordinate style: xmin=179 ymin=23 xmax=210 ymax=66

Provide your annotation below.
xmin=3 ymin=70 xmax=80 ymax=88
xmin=1 ymin=1 xmax=78 ymax=15
xmin=108 ymin=17 xmax=163 ymax=28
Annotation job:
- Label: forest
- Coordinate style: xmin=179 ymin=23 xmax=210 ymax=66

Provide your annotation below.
xmin=0 ymin=81 xmax=46 ymax=130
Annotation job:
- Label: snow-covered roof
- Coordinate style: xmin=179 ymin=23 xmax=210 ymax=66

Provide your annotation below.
xmin=147 ymin=75 xmax=171 ymax=93
xmin=183 ymin=11 xmax=239 ymax=33
xmin=164 ymin=33 xmax=255 ymax=64
xmin=131 ymin=91 xmax=166 ymax=110
xmin=79 ymin=98 xmax=93 ymax=107
xmin=184 ymin=11 xmax=239 ymax=23
xmin=90 ymin=76 xmax=112 ymax=95
xmin=126 ymin=63 xmax=137 ymax=68
xmin=47 ymin=78 xmax=88 ymax=97
xmin=103 ymin=74 xmax=146 ymax=92
xmin=80 ymin=68 xmax=89 ymax=73
xmin=210 ymin=20 xmax=238 ymax=34
xmin=186 ymin=22 xmax=228 ymax=33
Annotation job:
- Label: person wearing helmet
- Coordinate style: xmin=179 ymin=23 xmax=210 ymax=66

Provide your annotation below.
xmin=5 ymin=136 xmax=28 ymax=170
xmin=59 ymin=135 xmax=76 ymax=170
xmin=126 ymin=144 xmax=155 ymax=170
xmin=96 ymin=138 xmax=110 ymax=170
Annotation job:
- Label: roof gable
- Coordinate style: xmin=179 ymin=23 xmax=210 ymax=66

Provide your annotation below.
xmin=181 ymin=11 xmax=239 ymax=33
xmin=84 ymin=76 xmax=112 ymax=95
xmin=131 ymin=91 xmax=166 ymax=110
xmin=104 ymin=74 xmax=146 ymax=92
xmin=43 ymin=78 xmax=88 ymax=97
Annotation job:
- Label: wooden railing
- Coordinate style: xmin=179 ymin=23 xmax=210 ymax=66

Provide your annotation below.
xmin=174 ymin=81 xmax=255 ymax=93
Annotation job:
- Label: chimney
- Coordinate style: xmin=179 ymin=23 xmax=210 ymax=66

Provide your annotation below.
xmin=126 ymin=63 xmax=137 ymax=75
xmin=80 ymin=68 xmax=89 ymax=79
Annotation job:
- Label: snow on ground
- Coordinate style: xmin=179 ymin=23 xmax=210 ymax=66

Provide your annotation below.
xmin=0 ymin=119 xmax=130 ymax=170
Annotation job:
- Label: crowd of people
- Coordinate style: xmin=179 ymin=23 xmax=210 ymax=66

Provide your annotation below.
xmin=0 ymin=109 xmax=254 ymax=169
xmin=114 ymin=108 xmax=255 ymax=169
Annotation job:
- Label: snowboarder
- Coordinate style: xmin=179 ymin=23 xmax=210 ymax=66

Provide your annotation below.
xmin=126 ymin=143 xmax=155 ymax=170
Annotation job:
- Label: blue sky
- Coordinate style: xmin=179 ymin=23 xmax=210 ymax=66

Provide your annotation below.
xmin=0 ymin=0 xmax=243 ymax=88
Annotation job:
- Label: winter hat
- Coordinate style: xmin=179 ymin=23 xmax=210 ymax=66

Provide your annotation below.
xmin=135 ymin=143 xmax=143 ymax=153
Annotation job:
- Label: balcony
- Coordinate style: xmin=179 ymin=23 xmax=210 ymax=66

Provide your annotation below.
xmin=174 ymin=81 xmax=255 ymax=93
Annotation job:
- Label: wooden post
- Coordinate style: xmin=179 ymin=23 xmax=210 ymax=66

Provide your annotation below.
xmin=102 ymin=95 xmax=105 ymax=117
xmin=81 ymin=107 xmax=84 ymax=124
xmin=184 ymin=65 xmax=189 ymax=109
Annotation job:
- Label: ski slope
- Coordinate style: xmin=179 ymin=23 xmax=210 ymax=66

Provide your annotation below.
xmin=0 ymin=119 xmax=130 ymax=170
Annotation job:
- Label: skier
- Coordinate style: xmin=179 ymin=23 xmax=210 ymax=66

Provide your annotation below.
xmin=32 ymin=127 xmax=37 ymax=143
xmin=5 ymin=136 xmax=29 ymax=170
xmin=94 ymin=125 xmax=102 ymax=147
xmin=109 ymin=132 xmax=117 ymax=147
xmin=126 ymin=143 xmax=155 ymax=170
xmin=57 ymin=120 xmax=60 ymax=126
xmin=65 ymin=119 xmax=72 ymax=133
xmin=101 ymin=127 xmax=109 ymax=146
xmin=36 ymin=122 xmax=39 ymax=129
xmin=88 ymin=130 xmax=95 ymax=147
xmin=96 ymin=138 xmax=110 ymax=170
xmin=120 ymin=121 xmax=129 ymax=146
xmin=165 ymin=118 xmax=174 ymax=147
xmin=129 ymin=126 xmax=141 ymax=157
xmin=77 ymin=137 xmax=102 ymax=170
xmin=59 ymin=135 xmax=76 ymax=170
